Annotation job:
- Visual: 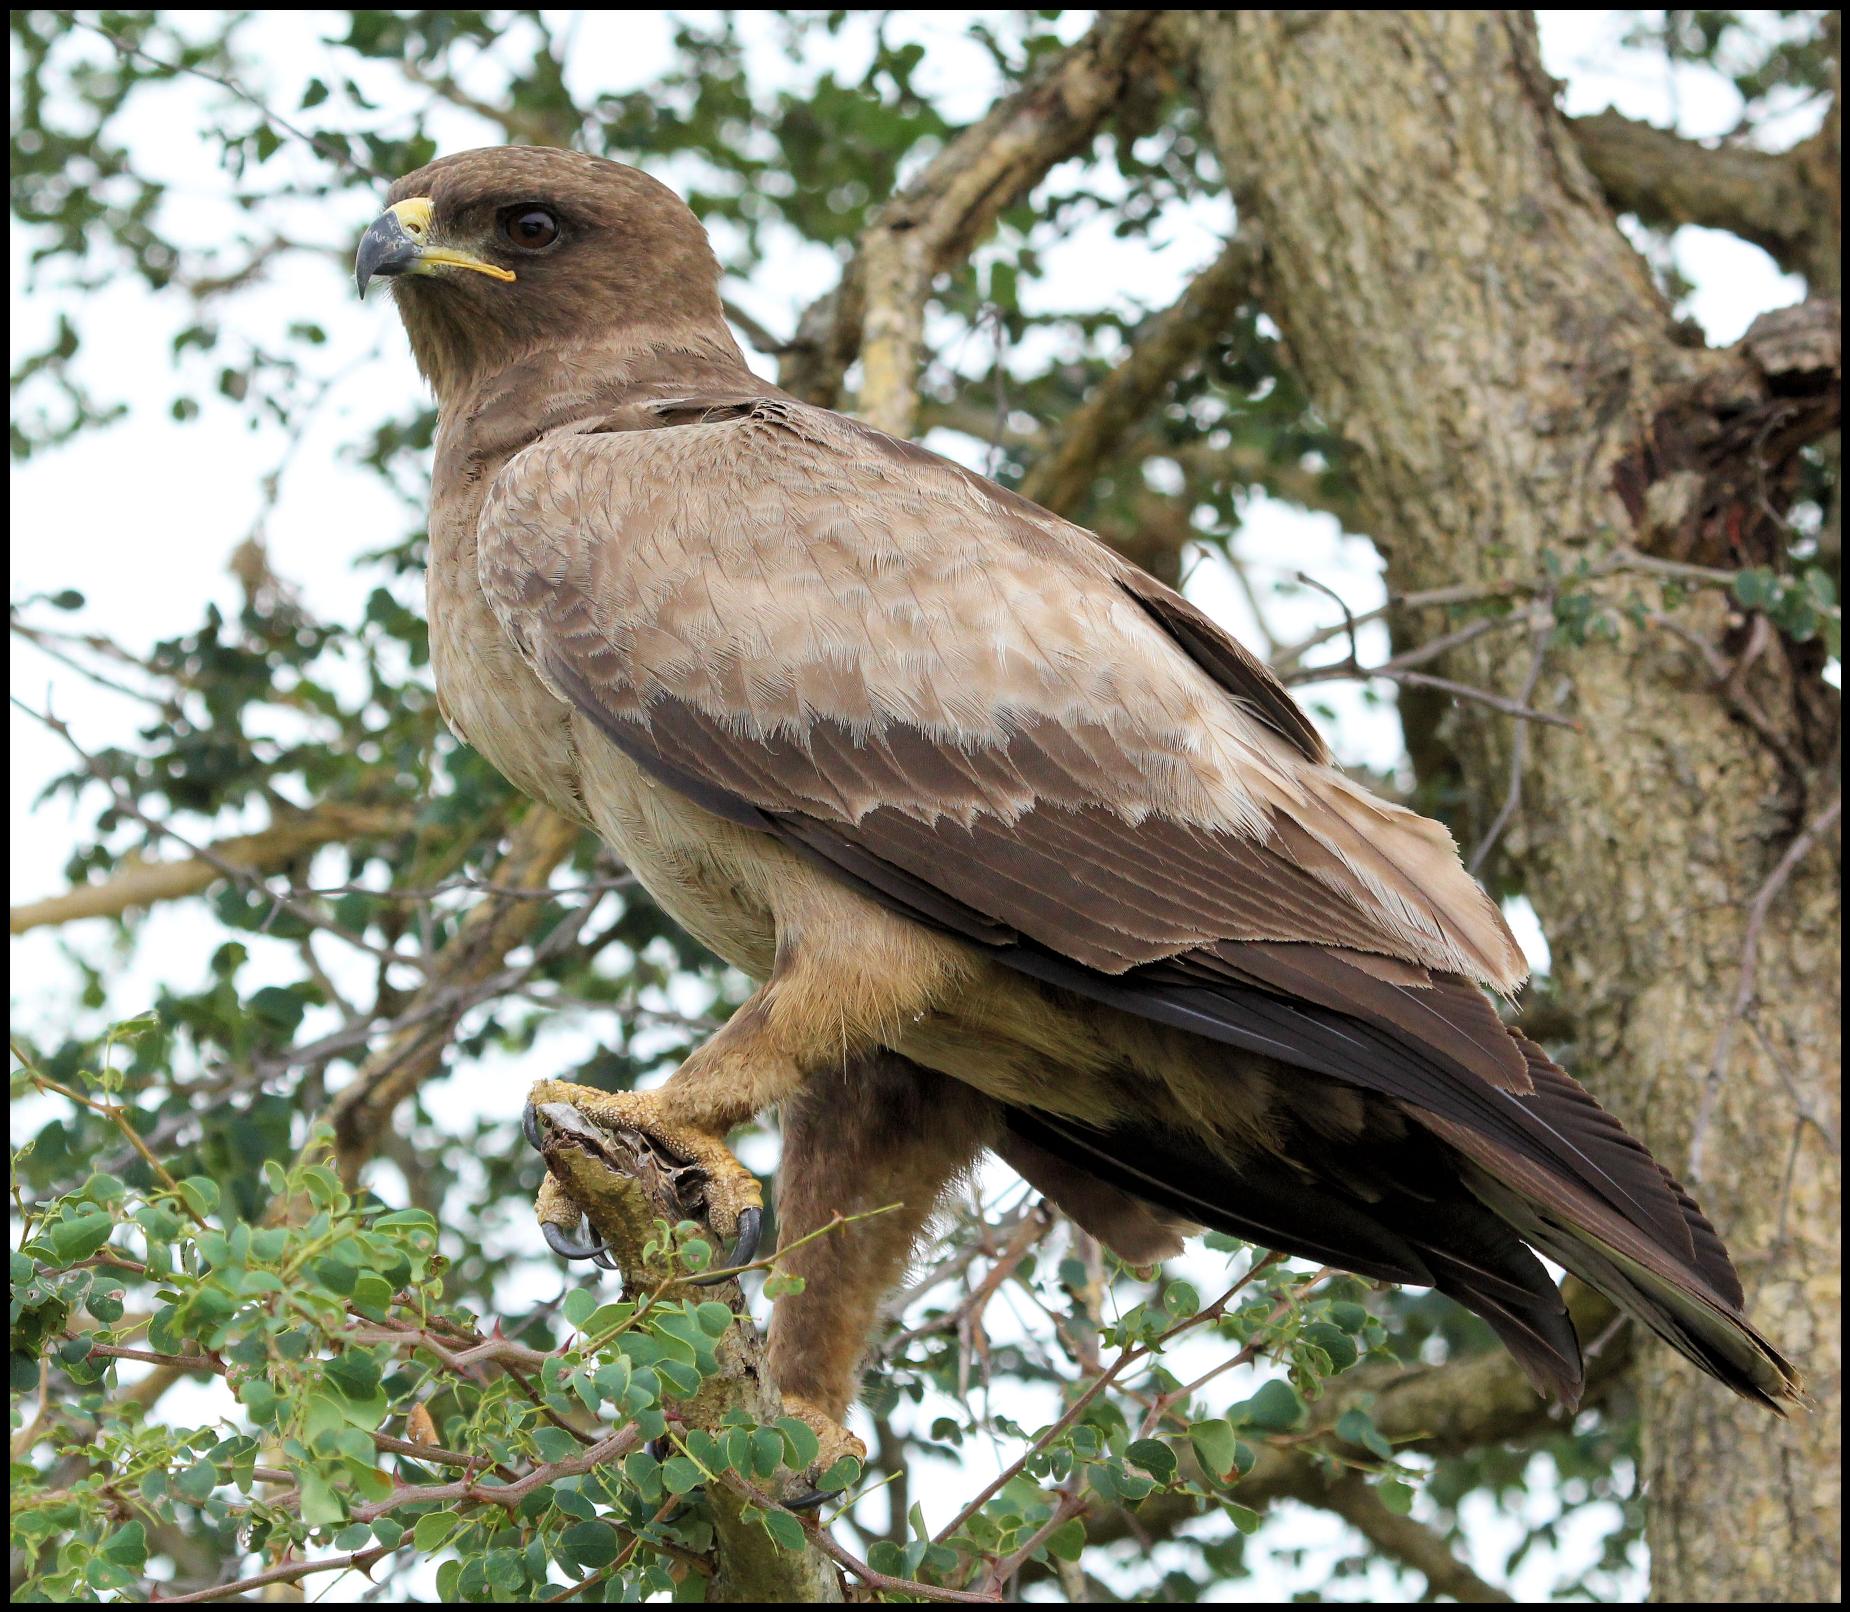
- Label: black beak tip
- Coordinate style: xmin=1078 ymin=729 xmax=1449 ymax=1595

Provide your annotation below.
xmin=355 ymin=212 xmax=419 ymax=296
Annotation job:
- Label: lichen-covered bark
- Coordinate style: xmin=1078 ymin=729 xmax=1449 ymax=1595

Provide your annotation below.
xmin=1185 ymin=11 xmax=1839 ymax=1600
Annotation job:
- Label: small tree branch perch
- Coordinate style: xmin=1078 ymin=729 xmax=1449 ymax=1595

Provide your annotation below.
xmin=528 ymin=1099 xmax=846 ymax=1604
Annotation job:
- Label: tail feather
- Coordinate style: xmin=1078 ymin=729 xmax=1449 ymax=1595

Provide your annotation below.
xmin=999 ymin=1024 xmax=1801 ymax=1412
xmin=1413 ymin=1031 xmax=1801 ymax=1411
xmin=1003 ymin=1104 xmax=1592 ymax=1407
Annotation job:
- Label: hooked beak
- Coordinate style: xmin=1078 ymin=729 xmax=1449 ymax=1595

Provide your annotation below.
xmin=354 ymin=197 xmax=517 ymax=295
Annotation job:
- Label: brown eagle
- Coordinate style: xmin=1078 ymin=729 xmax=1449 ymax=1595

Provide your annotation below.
xmin=356 ymin=146 xmax=1798 ymax=1475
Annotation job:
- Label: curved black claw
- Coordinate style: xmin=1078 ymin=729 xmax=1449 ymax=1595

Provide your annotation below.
xmin=690 ymin=1205 xmax=763 ymax=1286
xmin=543 ymin=1214 xmax=610 ymax=1263
xmin=784 ymin=1487 xmax=839 ymax=1512
xmin=522 ymin=1100 xmax=545 ymax=1153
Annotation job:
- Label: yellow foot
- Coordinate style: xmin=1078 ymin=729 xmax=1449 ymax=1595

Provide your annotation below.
xmin=524 ymin=1079 xmax=764 ymax=1279
xmin=779 ymin=1394 xmax=867 ymax=1510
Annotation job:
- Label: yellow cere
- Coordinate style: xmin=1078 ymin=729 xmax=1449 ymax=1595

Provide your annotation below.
xmin=392 ymin=196 xmax=516 ymax=284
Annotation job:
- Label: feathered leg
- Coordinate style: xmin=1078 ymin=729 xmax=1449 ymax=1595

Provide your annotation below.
xmin=766 ymin=1050 xmax=995 ymax=1475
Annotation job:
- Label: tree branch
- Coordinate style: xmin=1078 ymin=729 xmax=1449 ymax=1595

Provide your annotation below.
xmin=323 ymin=803 xmax=586 ymax=1183
xmin=527 ymin=1099 xmax=847 ymax=1604
xmin=1031 ymin=1284 xmax=1632 ymax=1577
xmin=1307 ymin=1471 xmax=1513 ymax=1603
xmin=1570 ymin=110 xmax=1835 ymax=283
xmin=1019 ymin=237 xmax=1261 ymax=517
xmin=782 ymin=11 xmax=1163 ymax=418
xmin=10 ymin=803 xmax=412 ymax=934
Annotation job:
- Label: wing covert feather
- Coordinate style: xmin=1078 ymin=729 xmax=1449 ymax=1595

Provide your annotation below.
xmin=478 ymin=396 xmax=1526 ymax=992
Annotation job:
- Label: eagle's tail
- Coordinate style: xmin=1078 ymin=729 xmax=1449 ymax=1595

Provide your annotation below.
xmin=1001 ymin=1026 xmax=1800 ymax=1412
xmin=1416 ymin=1033 xmax=1801 ymax=1412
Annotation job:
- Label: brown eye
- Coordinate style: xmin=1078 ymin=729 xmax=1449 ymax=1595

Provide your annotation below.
xmin=501 ymin=207 xmax=559 ymax=251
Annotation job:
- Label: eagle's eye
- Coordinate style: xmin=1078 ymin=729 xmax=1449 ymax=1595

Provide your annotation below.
xmin=500 ymin=206 xmax=560 ymax=252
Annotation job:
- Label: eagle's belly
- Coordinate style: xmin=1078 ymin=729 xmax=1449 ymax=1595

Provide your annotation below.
xmin=570 ymin=719 xmax=780 ymax=980
xmin=429 ymin=565 xmax=589 ymax=828
xmin=427 ymin=568 xmax=777 ymax=976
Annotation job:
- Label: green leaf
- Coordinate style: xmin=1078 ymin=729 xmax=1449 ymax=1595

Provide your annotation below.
xmin=563 ymin=1287 xmax=598 ymax=1328
xmin=760 ymin=1508 xmax=807 ymax=1552
xmin=776 ymin=1416 xmax=820 ymax=1471
xmin=532 ymin=1425 xmax=582 ymax=1462
xmin=1301 ymin=1320 xmax=1357 ymax=1371
xmin=297 ymin=1466 xmax=344 ymax=1526
xmin=412 ymin=1510 xmax=462 ymax=1552
xmin=1336 ymin=1407 xmax=1394 ymax=1459
xmin=816 ymin=1454 xmax=862 ymax=1493
xmin=1223 ymin=1500 xmax=1262 ymax=1534
xmin=101 ymin=1520 xmax=148 ymax=1567
xmin=662 ymin=1455 xmax=705 ymax=1494
xmin=1188 ymin=1418 xmax=1242 ymax=1485
xmin=560 ymin=1520 xmax=619 ymax=1569
xmin=177 ymin=1176 xmax=222 ymax=1219
xmin=1377 ymin=1478 xmax=1415 ymax=1515
xmin=1240 ymin=1379 xmax=1305 ymax=1431
xmin=49 ymin=1211 xmax=114 ymax=1262
xmin=1125 ymin=1438 xmax=1178 ymax=1481
xmin=1733 ymin=567 xmax=1776 ymax=609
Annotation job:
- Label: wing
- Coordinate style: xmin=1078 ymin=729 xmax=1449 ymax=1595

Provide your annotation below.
xmin=480 ymin=392 xmax=1527 ymax=991
xmin=476 ymin=393 xmax=1794 ymax=1406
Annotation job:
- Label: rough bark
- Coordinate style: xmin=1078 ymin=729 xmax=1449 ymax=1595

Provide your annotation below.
xmin=1186 ymin=11 xmax=1840 ymax=1601
xmin=1570 ymin=109 xmax=1838 ymax=287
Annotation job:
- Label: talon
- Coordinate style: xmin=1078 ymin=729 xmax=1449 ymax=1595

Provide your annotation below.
xmin=522 ymin=1100 xmax=544 ymax=1152
xmin=592 ymin=1245 xmax=622 ymax=1273
xmin=543 ymin=1214 xmax=610 ymax=1263
xmin=784 ymin=1487 xmax=837 ymax=1512
xmin=692 ymin=1204 xmax=763 ymax=1285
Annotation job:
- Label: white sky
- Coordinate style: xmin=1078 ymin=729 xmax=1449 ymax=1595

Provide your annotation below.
xmin=8 ymin=9 xmax=1821 ymax=1602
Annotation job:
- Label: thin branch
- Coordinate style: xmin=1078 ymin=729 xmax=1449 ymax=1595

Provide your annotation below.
xmin=1469 ymin=622 xmax=1552 ymax=874
xmin=1018 ymin=237 xmax=1261 ymax=517
xmin=1687 ymin=793 xmax=1842 ymax=1183
xmin=934 ymin=1253 xmax=1287 ymax=1548
xmin=155 ymin=1543 xmax=396 ymax=1605
xmin=319 ymin=803 xmax=586 ymax=1184
xmin=787 ymin=11 xmax=1162 ymax=418
xmin=12 ymin=696 xmax=424 ymax=969
xmin=10 ymin=803 xmax=414 ymax=934
xmin=62 ymin=12 xmax=386 ymax=181
xmin=1312 ymin=1470 xmax=1513 ymax=1602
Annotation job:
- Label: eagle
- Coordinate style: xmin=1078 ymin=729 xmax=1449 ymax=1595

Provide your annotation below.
xmin=355 ymin=146 xmax=1797 ymax=1475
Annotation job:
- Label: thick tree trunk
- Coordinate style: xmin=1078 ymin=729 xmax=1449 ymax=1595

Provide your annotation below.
xmin=1185 ymin=11 xmax=1840 ymax=1601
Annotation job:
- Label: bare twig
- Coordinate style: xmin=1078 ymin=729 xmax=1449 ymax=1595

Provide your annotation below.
xmin=12 ymin=696 xmax=425 ymax=969
xmin=1018 ymin=237 xmax=1261 ymax=517
xmin=1469 ymin=622 xmax=1552 ymax=874
xmin=1687 ymin=793 xmax=1842 ymax=1183
xmin=62 ymin=12 xmax=386 ymax=181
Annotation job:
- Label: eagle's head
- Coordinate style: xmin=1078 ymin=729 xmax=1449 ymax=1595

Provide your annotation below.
xmin=356 ymin=146 xmax=729 ymax=400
